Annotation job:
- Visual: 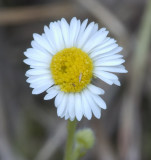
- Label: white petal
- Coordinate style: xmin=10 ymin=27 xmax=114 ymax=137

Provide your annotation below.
xmin=33 ymin=33 xmax=52 ymax=53
xmin=63 ymin=109 xmax=75 ymax=121
xmin=91 ymin=94 xmax=107 ymax=109
xmin=76 ymin=19 xmax=88 ymax=45
xmin=94 ymin=59 xmax=125 ymax=66
xmin=26 ymin=74 xmax=51 ymax=83
xmin=74 ymin=93 xmax=83 ymax=121
xmin=87 ymin=84 xmax=104 ymax=95
xmin=82 ymin=30 xmax=109 ymax=53
xmin=69 ymin=116 xmax=75 ymax=121
xmin=61 ymin=105 xmax=68 ymax=119
xmin=95 ymin=54 xmax=123 ymax=62
xmin=94 ymin=74 xmax=114 ymax=85
xmin=31 ymin=40 xmax=40 ymax=49
xmin=44 ymin=26 xmax=57 ymax=54
xmin=92 ymin=38 xmax=116 ymax=52
xmin=81 ymin=90 xmax=92 ymax=120
xmin=77 ymin=22 xmax=95 ymax=48
xmin=93 ymin=47 xmax=123 ymax=60
xmin=94 ymin=66 xmax=128 ymax=73
xmin=46 ymin=85 xmax=59 ymax=93
xmin=99 ymin=28 xmax=106 ymax=32
xmin=73 ymin=20 xmax=81 ymax=46
xmin=32 ymin=81 xmax=53 ymax=94
xmin=90 ymin=44 xmax=118 ymax=58
xmin=30 ymin=65 xmax=48 ymax=69
xmin=31 ymin=40 xmax=52 ymax=55
xmin=24 ymin=48 xmax=52 ymax=63
xmin=65 ymin=113 xmax=70 ymax=120
xmin=68 ymin=93 xmax=75 ymax=119
xmin=30 ymin=79 xmax=53 ymax=88
xmin=95 ymin=43 xmax=118 ymax=54
xmin=49 ymin=22 xmax=65 ymax=51
xmin=100 ymin=38 xmax=116 ymax=48
xmin=94 ymin=71 xmax=118 ymax=80
xmin=60 ymin=18 xmax=70 ymax=48
xmin=44 ymin=86 xmax=59 ymax=100
xmin=113 ymin=80 xmax=121 ymax=86
xmin=84 ymin=90 xmax=101 ymax=119
xmin=90 ymin=23 xmax=99 ymax=36
xmin=55 ymin=91 xmax=64 ymax=107
xmin=25 ymin=47 xmax=51 ymax=58
xmin=69 ymin=17 xmax=80 ymax=47
xmin=24 ymin=59 xmax=49 ymax=68
xmin=57 ymin=93 xmax=68 ymax=117
xmin=26 ymin=69 xmax=50 ymax=76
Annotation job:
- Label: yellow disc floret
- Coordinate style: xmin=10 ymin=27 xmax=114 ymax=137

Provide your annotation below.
xmin=50 ymin=47 xmax=93 ymax=93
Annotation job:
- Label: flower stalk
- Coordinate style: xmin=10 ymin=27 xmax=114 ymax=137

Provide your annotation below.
xmin=64 ymin=120 xmax=77 ymax=160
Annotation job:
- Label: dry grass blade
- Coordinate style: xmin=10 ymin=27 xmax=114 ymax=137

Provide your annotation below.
xmin=0 ymin=3 xmax=77 ymax=26
xmin=35 ymin=122 xmax=66 ymax=160
xmin=118 ymin=0 xmax=151 ymax=160
xmin=76 ymin=0 xmax=129 ymax=45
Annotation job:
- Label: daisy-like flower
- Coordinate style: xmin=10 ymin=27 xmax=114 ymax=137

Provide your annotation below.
xmin=24 ymin=17 xmax=127 ymax=121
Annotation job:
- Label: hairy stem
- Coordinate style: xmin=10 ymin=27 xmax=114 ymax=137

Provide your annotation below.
xmin=64 ymin=120 xmax=77 ymax=160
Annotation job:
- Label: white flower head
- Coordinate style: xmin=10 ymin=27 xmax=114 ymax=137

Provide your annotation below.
xmin=24 ymin=17 xmax=127 ymax=121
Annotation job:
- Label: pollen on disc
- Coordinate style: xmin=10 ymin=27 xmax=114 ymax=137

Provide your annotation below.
xmin=50 ymin=47 xmax=93 ymax=92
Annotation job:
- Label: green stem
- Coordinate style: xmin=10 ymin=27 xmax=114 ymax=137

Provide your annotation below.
xmin=73 ymin=145 xmax=82 ymax=160
xmin=64 ymin=120 xmax=77 ymax=160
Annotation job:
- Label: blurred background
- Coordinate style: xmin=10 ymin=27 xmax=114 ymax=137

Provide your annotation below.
xmin=0 ymin=0 xmax=151 ymax=160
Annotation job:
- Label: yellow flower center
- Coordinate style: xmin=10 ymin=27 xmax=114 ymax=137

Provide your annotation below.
xmin=50 ymin=47 xmax=93 ymax=93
